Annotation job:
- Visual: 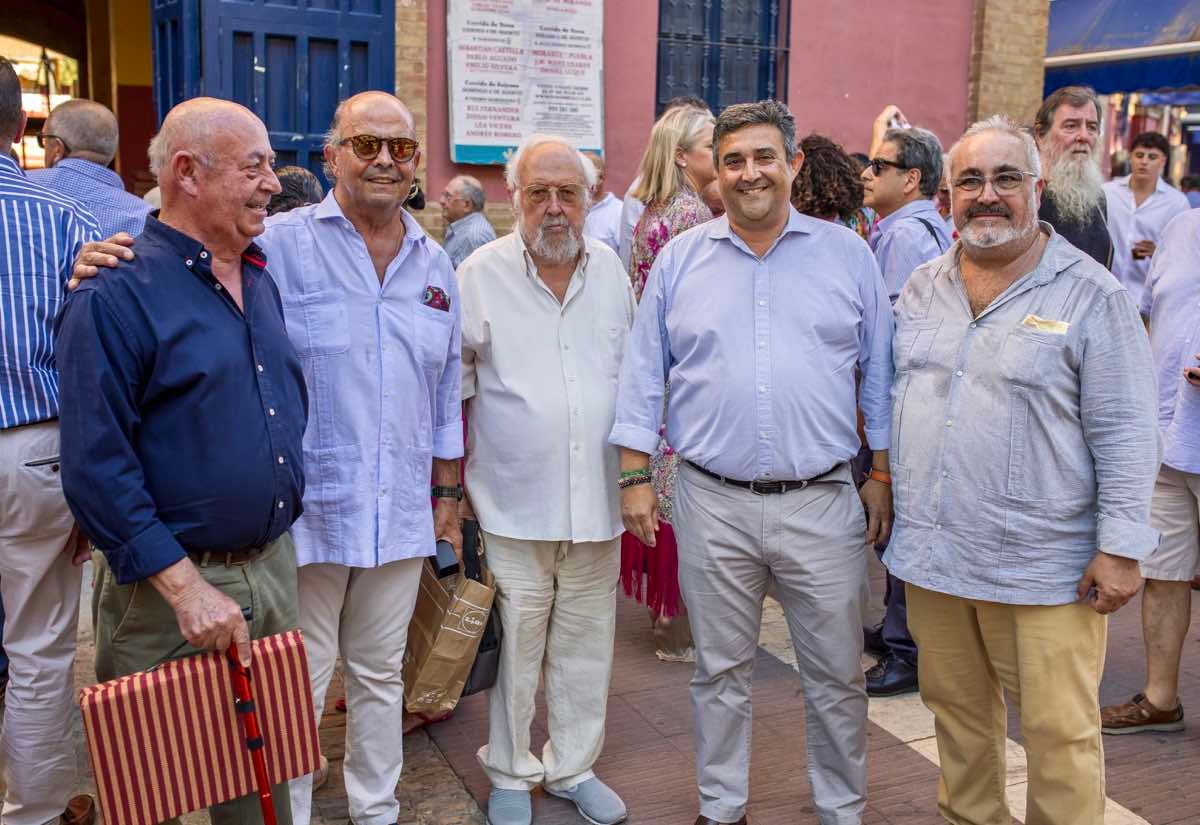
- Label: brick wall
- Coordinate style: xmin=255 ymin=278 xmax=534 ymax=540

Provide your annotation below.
xmin=967 ymin=0 xmax=1051 ymax=127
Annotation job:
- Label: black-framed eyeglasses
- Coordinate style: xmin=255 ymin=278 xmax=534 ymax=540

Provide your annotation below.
xmin=36 ymin=133 xmax=70 ymax=153
xmin=340 ymin=134 xmax=419 ymax=163
xmin=866 ymin=157 xmax=910 ymax=176
xmin=953 ymin=170 xmax=1037 ymax=193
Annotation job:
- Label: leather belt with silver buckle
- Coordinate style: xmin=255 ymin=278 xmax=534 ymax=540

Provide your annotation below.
xmin=684 ymin=460 xmax=848 ymax=495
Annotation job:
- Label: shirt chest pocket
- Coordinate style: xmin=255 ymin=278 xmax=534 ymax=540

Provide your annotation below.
xmin=894 ymin=321 xmax=942 ymax=372
xmin=413 ymin=305 xmax=454 ymax=371
xmin=285 ymin=292 xmax=350 ymax=358
xmin=593 ymin=323 xmax=624 ymax=379
xmin=998 ymin=327 xmax=1069 ymax=388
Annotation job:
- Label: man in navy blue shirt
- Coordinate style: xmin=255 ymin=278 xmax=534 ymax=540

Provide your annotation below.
xmin=55 ymin=97 xmax=307 ymax=825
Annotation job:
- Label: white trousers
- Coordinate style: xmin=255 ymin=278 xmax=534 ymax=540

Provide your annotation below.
xmin=288 ymin=557 xmax=423 ymax=825
xmin=476 ymin=533 xmax=619 ymax=792
xmin=0 ymin=422 xmax=81 ymax=825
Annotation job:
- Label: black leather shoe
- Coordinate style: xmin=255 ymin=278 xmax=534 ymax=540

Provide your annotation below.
xmin=863 ymin=622 xmax=887 ymax=657
xmin=693 ymin=817 xmax=747 ymax=825
xmin=865 ymin=653 xmax=918 ymax=697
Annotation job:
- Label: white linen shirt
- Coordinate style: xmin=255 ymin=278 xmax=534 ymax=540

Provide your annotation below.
xmin=457 ymin=231 xmax=636 ymax=543
xmin=584 ymin=192 xmax=622 ymax=255
xmin=1103 ymin=174 xmax=1191 ymax=306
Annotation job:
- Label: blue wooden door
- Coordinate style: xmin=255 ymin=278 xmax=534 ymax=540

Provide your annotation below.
xmin=151 ymin=0 xmax=395 ymax=183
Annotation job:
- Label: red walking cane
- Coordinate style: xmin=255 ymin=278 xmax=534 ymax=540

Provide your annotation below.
xmin=226 ymin=611 xmax=278 ymax=825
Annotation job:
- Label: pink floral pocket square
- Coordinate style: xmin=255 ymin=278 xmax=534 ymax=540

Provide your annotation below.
xmin=422 ymin=285 xmax=450 ymax=311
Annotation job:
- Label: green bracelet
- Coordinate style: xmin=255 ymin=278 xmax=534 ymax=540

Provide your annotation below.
xmin=620 ymin=468 xmax=651 ymax=479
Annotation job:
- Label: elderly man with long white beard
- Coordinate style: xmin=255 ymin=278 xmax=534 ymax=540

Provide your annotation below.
xmin=1033 ymin=86 xmax=1114 ymax=269
xmin=456 ymin=134 xmax=635 ymax=825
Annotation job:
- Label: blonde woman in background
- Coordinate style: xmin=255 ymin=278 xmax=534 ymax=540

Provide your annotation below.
xmin=622 ymin=104 xmax=717 ymax=661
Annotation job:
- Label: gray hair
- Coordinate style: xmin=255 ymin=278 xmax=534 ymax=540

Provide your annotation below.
xmin=46 ymin=99 xmax=120 ymax=165
xmin=712 ymin=99 xmax=797 ymax=169
xmin=147 ymin=114 xmax=215 ymax=178
xmin=504 ymin=134 xmax=597 ymax=206
xmin=1034 ymin=86 xmax=1101 ymax=140
xmin=321 ymin=99 xmax=351 ymax=182
xmin=450 ymin=175 xmax=486 ymax=212
xmin=947 ymin=115 xmax=1042 ymax=180
xmin=883 ymin=127 xmax=944 ymax=198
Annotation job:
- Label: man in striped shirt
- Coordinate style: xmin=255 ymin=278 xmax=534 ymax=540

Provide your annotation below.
xmin=0 ymin=58 xmax=101 ymax=825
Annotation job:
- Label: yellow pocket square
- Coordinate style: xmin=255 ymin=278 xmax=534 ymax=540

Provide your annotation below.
xmin=1021 ymin=314 xmax=1070 ymax=334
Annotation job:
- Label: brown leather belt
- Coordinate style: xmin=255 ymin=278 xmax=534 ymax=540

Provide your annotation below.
xmin=684 ymin=460 xmax=849 ymax=495
xmin=187 ymin=547 xmax=266 ymax=567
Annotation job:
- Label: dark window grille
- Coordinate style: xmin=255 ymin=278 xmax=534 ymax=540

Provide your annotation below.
xmin=656 ymin=0 xmax=790 ymax=116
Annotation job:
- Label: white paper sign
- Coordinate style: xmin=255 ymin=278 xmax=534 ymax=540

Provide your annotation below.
xmin=447 ymin=0 xmax=604 ymax=164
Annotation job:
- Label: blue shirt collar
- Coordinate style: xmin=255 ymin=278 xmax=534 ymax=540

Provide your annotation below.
xmin=933 ymin=221 xmax=1083 ymax=289
xmin=142 ymin=213 xmax=267 ymax=268
xmin=705 ymin=205 xmax=814 ymax=257
xmin=877 ymin=198 xmax=941 ymax=234
xmin=53 ymin=157 xmax=126 ymax=190
xmin=0 ymin=153 xmax=23 ymax=178
xmin=314 ymin=189 xmax=428 ymax=243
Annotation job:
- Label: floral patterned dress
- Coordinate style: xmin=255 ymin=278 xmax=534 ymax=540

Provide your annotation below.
xmin=622 ymin=186 xmax=712 ymax=620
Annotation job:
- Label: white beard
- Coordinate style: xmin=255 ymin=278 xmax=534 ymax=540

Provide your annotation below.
xmin=1043 ymin=148 xmax=1105 ymax=227
xmin=959 ymin=189 xmax=1040 ymax=250
xmin=528 ymin=219 xmax=582 ymax=263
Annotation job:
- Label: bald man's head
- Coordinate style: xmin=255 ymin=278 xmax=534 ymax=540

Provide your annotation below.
xmin=322 ymin=91 xmax=420 ymax=215
xmin=325 ymin=91 xmax=414 ymax=147
xmin=45 ymin=99 xmax=119 ymax=166
xmin=148 ymin=98 xmax=266 ymax=179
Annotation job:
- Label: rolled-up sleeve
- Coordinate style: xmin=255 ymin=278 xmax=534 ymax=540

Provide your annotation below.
xmin=55 ymin=288 xmax=188 ymax=584
xmin=609 ymin=248 xmax=671 ymax=455
xmin=1080 ymin=289 xmax=1161 ymax=560
xmin=856 ymin=246 xmax=894 ymax=450
xmin=433 ymin=259 xmax=465 ymax=460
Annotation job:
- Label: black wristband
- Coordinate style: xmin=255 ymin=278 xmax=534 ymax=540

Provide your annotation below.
xmin=431 ymin=485 xmax=463 ymax=500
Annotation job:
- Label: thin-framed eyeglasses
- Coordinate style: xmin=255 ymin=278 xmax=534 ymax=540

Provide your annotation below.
xmin=36 ymin=133 xmax=70 ymax=153
xmin=953 ymin=170 xmax=1038 ymax=193
xmin=340 ymin=134 xmax=419 ymax=163
xmin=521 ymin=183 xmax=586 ymax=207
xmin=866 ymin=157 xmax=910 ymax=175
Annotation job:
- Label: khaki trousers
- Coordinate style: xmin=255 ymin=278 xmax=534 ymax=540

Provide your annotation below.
xmin=477 ymin=533 xmax=619 ymax=792
xmin=288 ymin=557 xmax=423 ymax=825
xmin=673 ymin=463 xmax=868 ymax=825
xmin=93 ymin=533 xmax=299 ymax=825
xmin=907 ymin=584 xmax=1107 ymax=825
xmin=0 ymin=421 xmax=80 ymax=825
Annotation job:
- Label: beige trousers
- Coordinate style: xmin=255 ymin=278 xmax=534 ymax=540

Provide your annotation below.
xmin=907 ymin=584 xmax=1108 ymax=825
xmin=0 ymin=422 xmax=80 ymax=825
xmin=476 ymin=533 xmax=619 ymax=792
xmin=288 ymin=557 xmax=423 ymax=825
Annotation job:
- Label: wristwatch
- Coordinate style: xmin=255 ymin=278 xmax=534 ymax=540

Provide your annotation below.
xmin=431 ymin=484 xmax=464 ymax=500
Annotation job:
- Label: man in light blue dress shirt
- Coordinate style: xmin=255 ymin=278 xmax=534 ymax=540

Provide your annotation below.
xmin=264 ymin=92 xmax=463 ymax=825
xmin=612 ymin=100 xmax=894 ymax=825
xmin=886 ymin=116 xmax=1158 ymax=825
xmin=859 ymin=125 xmax=952 ymax=697
xmin=440 ymin=174 xmax=496 ymax=268
xmin=1100 ymin=207 xmax=1200 ymax=735
xmin=30 ymin=99 xmax=150 ymax=238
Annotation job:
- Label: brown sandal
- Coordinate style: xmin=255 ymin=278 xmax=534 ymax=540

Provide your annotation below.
xmin=1101 ymin=693 xmax=1184 ymax=734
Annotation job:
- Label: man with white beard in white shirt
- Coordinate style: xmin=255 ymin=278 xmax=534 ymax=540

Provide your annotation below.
xmin=456 ymin=133 xmax=635 ymax=825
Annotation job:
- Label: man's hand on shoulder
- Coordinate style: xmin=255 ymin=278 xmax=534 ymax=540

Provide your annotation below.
xmin=149 ymin=557 xmax=252 ymax=665
xmin=1076 ymin=551 xmax=1143 ymax=615
xmin=68 ymin=232 xmax=136 ymax=290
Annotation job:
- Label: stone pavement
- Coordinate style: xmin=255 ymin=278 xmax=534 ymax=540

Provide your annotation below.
xmin=8 ymin=556 xmax=1200 ymax=824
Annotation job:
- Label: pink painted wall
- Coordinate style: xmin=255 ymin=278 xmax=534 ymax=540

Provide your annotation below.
xmin=786 ymin=1 xmax=973 ymax=155
xmin=423 ymin=0 xmax=658 ymax=205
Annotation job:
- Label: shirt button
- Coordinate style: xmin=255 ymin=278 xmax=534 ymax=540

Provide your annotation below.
xmin=935 ymin=523 xmax=942 ymax=530
xmin=277 ymin=456 xmax=285 ymax=464
xmin=945 ymin=419 xmax=953 ymax=427
xmin=955 ymin=370 xmax=963 ymax=377
xmin=214 ymin=283 xmax=223 ymax=291
xmin=277 ymin=500 xmax=284 ymax=509
xmin=941 ymin=470 xmax=948 ymax=478
xmin=185 ymin=259 xmax=193 ymax=267
xmin=758 ymin=300 xmax=766 ymax=307
xmin=758 ymin=341 xmax=766 ymax=348
xmin=268 ymin=408 xmax=276 ymax=416
xmin=969 ymin=322 xmax=977 ymax=329
xmin=760 ymin=431 xmax=768 ymax=438
xmin=200 ymin=251 xmax=208 ymax=259
xmin=257 ymin=364 xmax=264 ymax=373
xmin=759 ymin=385 xmax=767 ymax=392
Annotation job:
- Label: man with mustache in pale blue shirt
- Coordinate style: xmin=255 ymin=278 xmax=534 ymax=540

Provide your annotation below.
xmin=611 ymin=99 xmax=893 ymax=825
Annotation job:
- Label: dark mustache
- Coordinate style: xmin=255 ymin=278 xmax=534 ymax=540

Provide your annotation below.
xmin=966 ymin=205 xmax=1010 ymax=219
